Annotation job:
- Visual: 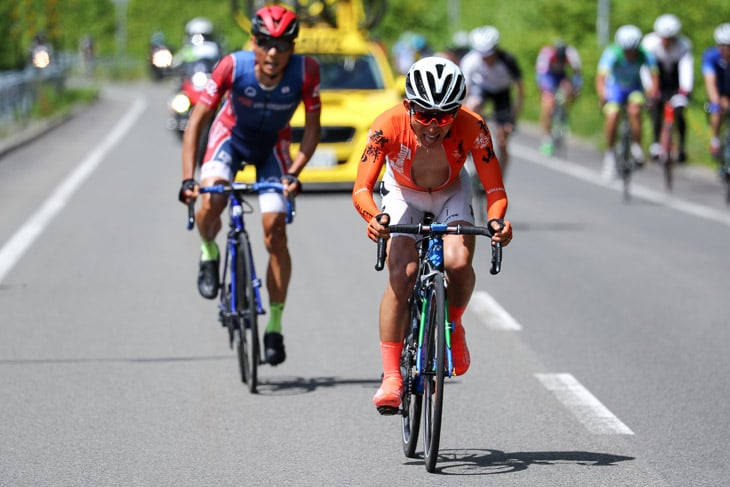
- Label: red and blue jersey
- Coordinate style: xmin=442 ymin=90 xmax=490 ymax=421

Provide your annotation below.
xmin=199 ymin=50 xmax=321 ymax=165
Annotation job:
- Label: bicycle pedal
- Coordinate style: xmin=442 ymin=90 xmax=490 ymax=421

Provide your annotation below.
xmin=376 ymin=406 xmax=401 ymax=416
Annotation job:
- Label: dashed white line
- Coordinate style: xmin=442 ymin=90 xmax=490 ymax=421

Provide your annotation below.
xmin=0 ymin=98 xmax=147 ymax=285
xmin=535 ymin=373 xmax=634 ymax=435
xmin=469 ymin=290 xmax=523 ymax=331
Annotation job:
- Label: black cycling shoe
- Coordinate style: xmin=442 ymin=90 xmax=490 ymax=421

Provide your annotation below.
xmin=263 ymin=332 xmax=286 ymax=365
xmin=197 ymin=258 xmax=219 ymax=300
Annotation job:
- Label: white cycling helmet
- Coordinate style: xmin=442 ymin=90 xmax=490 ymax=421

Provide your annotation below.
xmin=615 ymin=25 xmax=643 ymax=50
xmin=714 ymin=23 xmax=730 ymax=45
xmin=654 ymin=14 xmax=681 ymax=38
xmin=405 ymin=56 xmax=466 ymax=112
xmin=469 ymin=25 xmax=500 ymax=55
xmin=185 ymin=17 xmax=214 ymax=36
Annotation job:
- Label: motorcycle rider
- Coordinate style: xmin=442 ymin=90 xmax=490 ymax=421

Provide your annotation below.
xmin=172 ymin=17 xmax=224 ymax=74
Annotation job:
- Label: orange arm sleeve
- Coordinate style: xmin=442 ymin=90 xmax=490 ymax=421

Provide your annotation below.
xmin=352 ymin=125 xmax=389 ymax=222
xmin=472 ymin=129 xmax=508 ymax=220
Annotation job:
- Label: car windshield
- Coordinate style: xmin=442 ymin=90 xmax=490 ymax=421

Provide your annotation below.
xmin=312 ymin=54 xmax=384 ymax=90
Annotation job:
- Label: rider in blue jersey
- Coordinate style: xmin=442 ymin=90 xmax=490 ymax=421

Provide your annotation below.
xmin=179 ymin=5 xmax=321 ymax=365
xmin=596 ymin=25 xmax=659 ymax=179
xmin=702 ymin=23 xmax=730 ymax=160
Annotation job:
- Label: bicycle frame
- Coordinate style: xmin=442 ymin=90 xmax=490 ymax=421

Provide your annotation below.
xmin=187 ymin=181 xmax=294 ymax=391
xmin=222 ymin=192 xmax=264 ymax=319
xmin=614 ymin=104 xmax=635 ymax=203
xmin=375 ymin=217 xmax=502 ymax=472
xmin=550 ymin=88 xmax=569 ymax=157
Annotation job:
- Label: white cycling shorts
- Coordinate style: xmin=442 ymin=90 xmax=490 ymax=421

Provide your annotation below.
xmin=379 ymin=166 xmax=474 ymax=239
xmin=200 ymin=160 xmax=287 ymax=214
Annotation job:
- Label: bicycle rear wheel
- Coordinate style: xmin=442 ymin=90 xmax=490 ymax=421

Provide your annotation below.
xmin=401 ymin=309 xmax=423 ymax=458
xmin=422 ymin=276 xmax=446 ymax=473
xmin=235 ymin=232 xmax=259 ymax=394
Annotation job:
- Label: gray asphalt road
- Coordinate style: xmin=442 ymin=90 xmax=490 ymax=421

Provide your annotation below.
xmin=0 ymin=82 xmax=728 ymax=486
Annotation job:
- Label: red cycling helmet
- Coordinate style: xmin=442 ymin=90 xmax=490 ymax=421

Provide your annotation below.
xmin=252 ymin=5 xmax=299 ymax=40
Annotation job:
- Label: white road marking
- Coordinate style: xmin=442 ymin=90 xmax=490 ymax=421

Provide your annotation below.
xmin=469 ymin=290 xmax=523 ymax=331
xmin=0 ymin=98 xmax=147 ymax=285
xmin=535 ymin=373 xmax=634 ymax=435
xmin=512 ymin=144 xmax=730 ymax=228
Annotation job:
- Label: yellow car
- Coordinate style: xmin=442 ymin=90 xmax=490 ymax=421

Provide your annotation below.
xmin=236 ymin=25 xmax=403 ymax=190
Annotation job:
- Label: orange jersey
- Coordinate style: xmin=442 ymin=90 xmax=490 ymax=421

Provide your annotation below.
xmin=352 ymin=103 xmax=508 ymax=222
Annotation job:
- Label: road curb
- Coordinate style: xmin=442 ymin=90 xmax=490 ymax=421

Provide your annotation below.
xmin=0 ymin=105 xmax=88 ymax=159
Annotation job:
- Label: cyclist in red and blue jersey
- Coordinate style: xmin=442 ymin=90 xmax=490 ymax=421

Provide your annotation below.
xmin=596 ymin=25 xmax=659 ymax=180
xmin=179 ymin=5 xmax=321 ymax=365
xmin=702 ymin=23 xmax=730 ymax=161
xmin=535 ymin=39 xmax=583 ymax=155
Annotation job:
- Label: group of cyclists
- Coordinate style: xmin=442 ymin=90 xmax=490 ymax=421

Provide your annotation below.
xmin=177 ymin=5 xmax=728 ymax=415
xmin=432 ymin=16 xmax=730 ymax=182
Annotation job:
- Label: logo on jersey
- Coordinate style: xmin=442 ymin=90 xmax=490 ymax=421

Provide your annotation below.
xmin=244 ymin=86 xmax=257 ymax=98
xmin=389 ymin=144 xmax=411 ymax=174
xmin=474 ymin=133 xmax=490 ymax=150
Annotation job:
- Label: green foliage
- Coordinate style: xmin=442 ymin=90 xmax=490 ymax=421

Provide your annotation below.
xmin=3 ymin=0 xmax=730 ymax=165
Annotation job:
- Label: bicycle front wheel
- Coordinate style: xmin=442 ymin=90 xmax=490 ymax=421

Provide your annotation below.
xmin=422 ymin=275 xmax=446 ymax=473
xmin=235 ymin=232 xmax=259 ymax=394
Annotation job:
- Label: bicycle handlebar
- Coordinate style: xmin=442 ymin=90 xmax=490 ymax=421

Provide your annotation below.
xmin=186 ymin=181 xmax=296 ymax=230
xmin=374 ymin=221 xmax=504 ymax=275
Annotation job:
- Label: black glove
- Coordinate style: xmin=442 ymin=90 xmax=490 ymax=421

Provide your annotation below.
xmin=178 ymin=178 xmax=198 ymax=203
xmin=282 ymin=174 xmax=302 ymax=195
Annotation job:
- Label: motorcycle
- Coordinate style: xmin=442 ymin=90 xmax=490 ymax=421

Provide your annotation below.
xmin=167 ymin=59 xmax=216 ymax=167
xmin=149 ymin=36 xmax=173 ymax=80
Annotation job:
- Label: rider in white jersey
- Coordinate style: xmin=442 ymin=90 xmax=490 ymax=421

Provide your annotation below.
xmin=641 ymin=14 xmax=694 ymax=163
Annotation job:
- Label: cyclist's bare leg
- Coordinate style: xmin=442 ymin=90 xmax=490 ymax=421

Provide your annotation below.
xmin=379 ymin=236 xmax=418 ymax=342
xmin=262 ymin=211 xmax=290 ymax=303
xmin=603 ymin=108 xmax=619 ymax=148
xmin=496 ymin=123 xmax=510 ymax=175
xmin=195 ymin=176 xmax=228 ymax=242
xmin=539 ymin=91 xmax=555 ymax=137
xmin=444 ymin=229 xmax=476 ymax=375
xmin=443 ymin=231 xmax=476 ymax=310
xmin=627 ymin=101 xmax=643 ymax=144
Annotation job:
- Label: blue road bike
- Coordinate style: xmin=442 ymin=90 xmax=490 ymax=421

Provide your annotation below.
xmin=187 ymin=181 xmax=294 ymax=393
xmin=375 ymin=213 xmax=503 ymax=472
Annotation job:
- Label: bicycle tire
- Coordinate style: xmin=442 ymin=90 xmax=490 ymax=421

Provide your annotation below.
xmin=401 ymin=306 xmax=423 ymax=458
xmin=422 ymin=275 xmax=446 ymax=473
xmin=235 ymin=232 xmax=259 ymax=394
xmin=617 ymin=114 xmax=632 ymax=202
xmin=550 ymin=99 xmax=568 ymax=158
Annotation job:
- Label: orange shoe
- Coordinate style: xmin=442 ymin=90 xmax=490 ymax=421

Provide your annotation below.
xmin=373 ymin=375 xmax=402 ymax=414
xmin=451 ymin=323 xmax=471 ymax=375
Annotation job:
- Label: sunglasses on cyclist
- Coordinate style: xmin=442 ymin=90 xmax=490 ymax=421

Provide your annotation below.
xmin=409 ymin=104 xmax=457 ymax=126
xmin=255 ymin=36 xmax=294 ymax=52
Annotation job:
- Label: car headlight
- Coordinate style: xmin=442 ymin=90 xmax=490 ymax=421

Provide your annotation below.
xmin=170 ymin=93 xmax=192 ymax=114
xmin=152 ymin=49 xmax=173 ymax=68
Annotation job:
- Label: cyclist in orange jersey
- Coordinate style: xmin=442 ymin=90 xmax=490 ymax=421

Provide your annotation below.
xmin=352 ymin=57 xmax=513 ymax=413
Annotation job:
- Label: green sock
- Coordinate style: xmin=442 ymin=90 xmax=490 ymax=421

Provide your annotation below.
xmin=266 ymin=302 xmax=285 ymax=334
xmin=200 ymin=240 xmax=219 ymax=261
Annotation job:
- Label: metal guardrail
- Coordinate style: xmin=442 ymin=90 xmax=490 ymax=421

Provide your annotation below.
xmin=0 ymin=55 xmax=69 ymax=136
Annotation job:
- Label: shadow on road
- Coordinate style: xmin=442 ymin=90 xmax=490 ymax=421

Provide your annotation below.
xmin=406 ymin=448 xmax=634 ymax=475
xmin=255 ymin=375 xmax=381 ymax=396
